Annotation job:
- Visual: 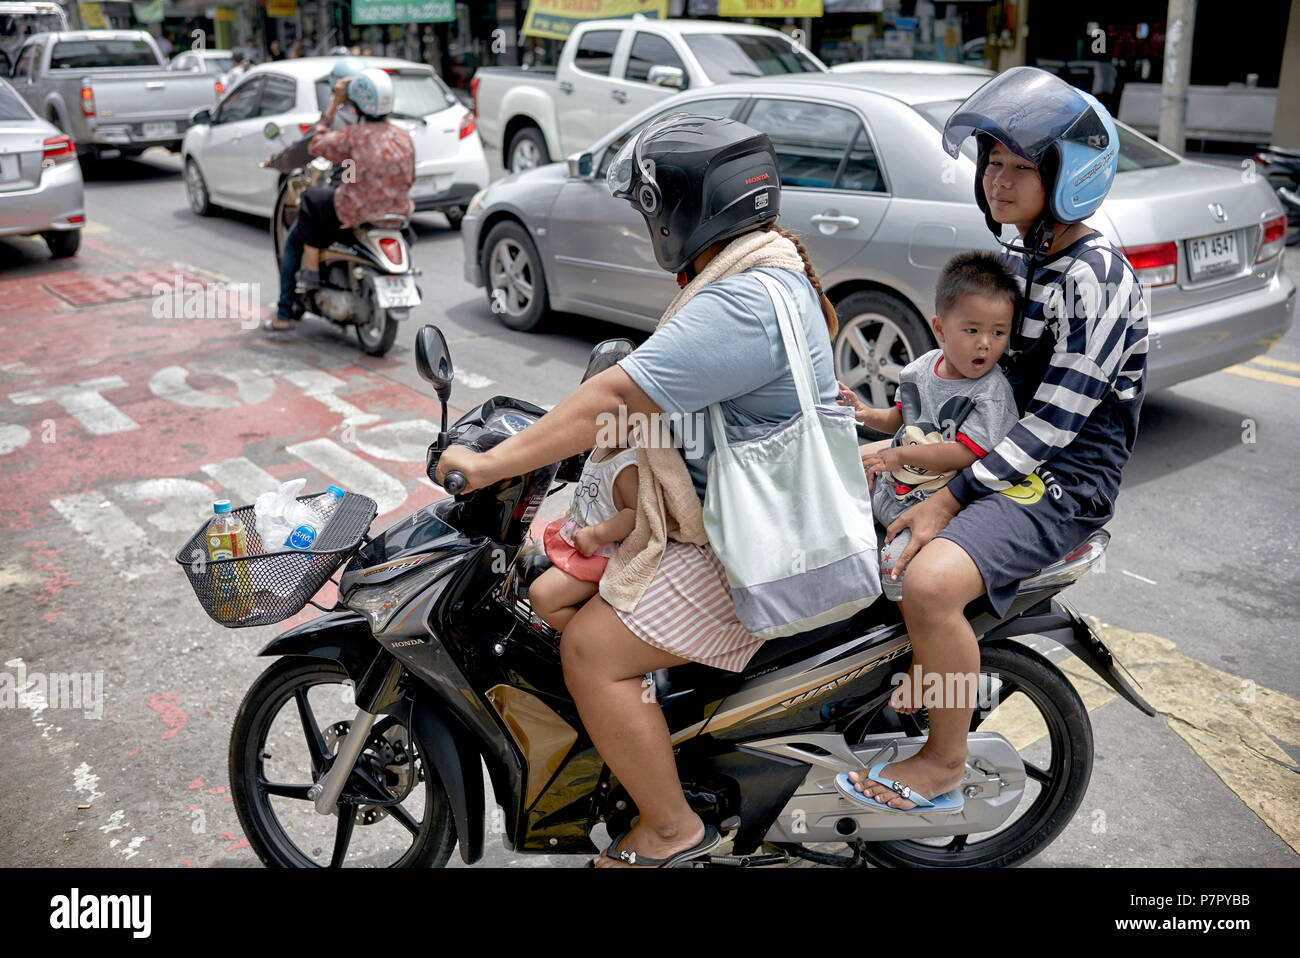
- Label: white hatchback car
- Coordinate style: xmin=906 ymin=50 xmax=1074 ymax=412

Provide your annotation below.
xmin=181 ymin=57 xmax=489 ymax=228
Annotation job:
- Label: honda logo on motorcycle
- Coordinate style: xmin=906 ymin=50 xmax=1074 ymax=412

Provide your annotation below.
xmin=1208 ymin=202 xmax=1228 ymax=222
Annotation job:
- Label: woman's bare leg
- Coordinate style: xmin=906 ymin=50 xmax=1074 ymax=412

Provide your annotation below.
xmin=848 ymin=537 xmax=986 ymax=809
xmin=560 ymin=595 xmax=702 ymax=867
xmin=528 ymin=567 xmax=597 ymax=632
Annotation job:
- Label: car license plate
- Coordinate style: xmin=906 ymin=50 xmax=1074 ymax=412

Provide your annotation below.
xmin=412 ymin=176 xmax=437 ymax=196
xmin=142 ymin=121 xmax=176 ymax=139
xmin=1186 ymin=230 xmax=1238 ymax=280
xmin=0 ymin=153 xmax=17 ymax=182
xmin=373 ymin=274 xmax=419 ymax=308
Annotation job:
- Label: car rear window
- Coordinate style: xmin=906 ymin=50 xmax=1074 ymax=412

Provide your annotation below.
xmin=52 ymin=38 xmax=159 ymax=69
xmin=914 ymin=98 xmax=1179 ymax=171
xmin=204 ymin=57 xmax=234 ymax=74
xmin=685 ymin=34 xmax=822 ymax=82
xmin=0 ymin=81 xmax=33 ymax=120
xmin=315 ymin=70 xmax=455 ymax=117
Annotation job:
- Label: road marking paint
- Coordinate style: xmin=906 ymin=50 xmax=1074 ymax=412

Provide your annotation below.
xmin=349 ymin=419 xmax=439 ymax=462
xmin=1249 ymin=355 xmax=1300 ymax=374
xmin=285 ymin=438 xmax=407 ymax=515
xmin=115 ymin=478 xmax=221 ymax=532
xmin=73 ymin=761 xmax=104 ymax=804
xmin=1121 ymin=569 xmax=1158 ymax=585
xmin=0 ymin=423 xmax=31 ymax=454
xmin=149 ymin=363 xmax=276 ymax=408
xmin=82 ymin=221 xmax=110 ymax=235
xmin=1224 ymin=364 xmax=1300 ymax=388
xmin=990 ymin=624 xmax=1300 ymax=854
xmin=201 ymin=457 xmax=279 ymax=506
xmin=456 ymin=370 xmax=495 ymax=390
xmin=282 ymin=370 xmax=381 ymax=425
xmin=10 ymin=376 xmax=138 ymax=435
xmin=49 ymin=493 xmax=165 ymax=579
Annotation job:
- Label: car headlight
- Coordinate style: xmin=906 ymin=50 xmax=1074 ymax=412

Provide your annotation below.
xmin=467 ymin=187 xmax=488 ymax=215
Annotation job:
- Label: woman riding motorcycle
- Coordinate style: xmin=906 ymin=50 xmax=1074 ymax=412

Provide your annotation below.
xmin=267 ymin=65 xmax=415 ymax=334
xmin=436 ymin=113 xmax=843 ymax=867
xmin=844 ymin=67 xmax=1150 ymax=811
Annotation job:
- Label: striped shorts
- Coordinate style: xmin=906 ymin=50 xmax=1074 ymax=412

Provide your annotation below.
xmin=613 ymin=540 xmax=766 ymax=673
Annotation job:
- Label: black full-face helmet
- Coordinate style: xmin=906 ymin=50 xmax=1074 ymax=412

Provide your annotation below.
xmin=606 ymin=113 xmax=781 ymax=273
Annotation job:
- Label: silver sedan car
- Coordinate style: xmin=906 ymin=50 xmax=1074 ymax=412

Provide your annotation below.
xmin=0 ymin=75 xmax=84 ymax=258
xmin=462 ymin=73 xmax=1295 ymax=403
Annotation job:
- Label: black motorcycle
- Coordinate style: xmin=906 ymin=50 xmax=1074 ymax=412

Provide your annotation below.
xmin=203 ymin=325 xmax=1153 ymax=868
xmin=1255 ymin=145 xmax=1300 ymax=247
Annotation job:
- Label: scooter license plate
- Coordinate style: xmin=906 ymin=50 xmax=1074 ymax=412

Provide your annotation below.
xmin=374 ymin=274 xmax=419 ymax=308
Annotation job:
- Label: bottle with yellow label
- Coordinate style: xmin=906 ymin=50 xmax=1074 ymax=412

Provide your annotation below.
xmin=207 ymin=500 xmax=253 ymax=620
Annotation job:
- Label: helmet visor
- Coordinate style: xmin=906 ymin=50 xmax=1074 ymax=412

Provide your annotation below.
xmin=606 ymin=111 xmax=691 ymax=211
xmin=942 ymin=68 xmax=1110 ymax=163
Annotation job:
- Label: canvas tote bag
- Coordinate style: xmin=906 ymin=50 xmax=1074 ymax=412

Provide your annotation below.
xmin=702 ymin=271 xmax=881 ymax=640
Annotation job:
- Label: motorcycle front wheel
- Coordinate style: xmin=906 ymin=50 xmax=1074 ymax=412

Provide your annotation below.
xmin=229 ymin=658 xmax=456 ymax=868
xmin=848 ymin=641 xmax=1094 ymax=868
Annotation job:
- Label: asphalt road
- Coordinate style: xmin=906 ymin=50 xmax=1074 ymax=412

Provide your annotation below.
xmin=0 ymin=148 xmax=1296 ymax=869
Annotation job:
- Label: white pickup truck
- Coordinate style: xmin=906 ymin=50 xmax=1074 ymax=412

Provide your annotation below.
xmin=472 ymin=17 xmax=827 ymax=172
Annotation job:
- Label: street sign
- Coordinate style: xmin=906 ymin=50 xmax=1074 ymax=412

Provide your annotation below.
xmin=522 ymin=0 xmax=669 ymax=42
xmin=719 ymin=0 xmax=824 ymax=15
xmin=351 ymin=0 xmax=454 ymax=25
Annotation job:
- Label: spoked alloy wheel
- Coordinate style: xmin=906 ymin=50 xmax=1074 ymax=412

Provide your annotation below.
xmin=832 ymin=291 xmax=931 ymax=410
xmin=229 ymin=658 xmax=455 ymax=868
xmin=848 ymin=642 xmax=1094 ymax=867
xmin=356 ymin=280 xmax=398 ymax=356
xmin=186 ymin=159 xmax=213 ymax=216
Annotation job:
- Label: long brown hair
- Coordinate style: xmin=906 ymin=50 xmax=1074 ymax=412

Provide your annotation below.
xmin=767 ymin=224 xmax=838 ymax=338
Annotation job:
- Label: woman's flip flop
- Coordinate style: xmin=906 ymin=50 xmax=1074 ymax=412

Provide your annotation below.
xmin=834 ymin=764 xmax=965 ymax=814
xmin=584 ymin=825 xmax=721 ymax=868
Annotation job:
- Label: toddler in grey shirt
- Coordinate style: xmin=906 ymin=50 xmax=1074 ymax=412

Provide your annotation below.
xmin=838 ymin=252 xmax=1021 ymax=598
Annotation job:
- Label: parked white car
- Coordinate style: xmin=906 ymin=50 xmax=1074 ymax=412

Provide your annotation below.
xmin=181 ymin=57 xmax=489 ymax=227
xmin=472 ymin=16 xmax=827 ymax=172
xmin=0 ymin=75 xmax=84 ymax=257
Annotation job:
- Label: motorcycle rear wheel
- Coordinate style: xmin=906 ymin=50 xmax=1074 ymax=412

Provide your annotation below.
xmin=850 ymin=641 xmax=1093 ymax=868
xmin=230 ymin=658 xmax=456 ymax=868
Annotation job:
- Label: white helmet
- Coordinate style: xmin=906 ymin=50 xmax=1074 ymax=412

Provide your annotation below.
xmin=348 ymin=68 xmax=395 ymax=118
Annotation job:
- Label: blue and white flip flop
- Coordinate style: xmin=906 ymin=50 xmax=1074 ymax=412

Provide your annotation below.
xmin=835 ymin=742 xmax=965 ymax=814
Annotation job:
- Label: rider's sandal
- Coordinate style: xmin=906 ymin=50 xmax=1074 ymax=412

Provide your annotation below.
xmin=833 ymin=741 xmax=965 ymax=815
xmin=585 ymin=824 xmax=721 ymax=868
xmin=261 ymin=318 xmax=296 ymax=335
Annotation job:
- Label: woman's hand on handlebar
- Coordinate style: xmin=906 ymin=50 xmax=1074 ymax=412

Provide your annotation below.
xmin=434 ymin=445 xmax=498 ymax=494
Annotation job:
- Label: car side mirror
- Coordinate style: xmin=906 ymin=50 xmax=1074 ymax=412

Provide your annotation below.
xmin=415 ymin=324 xmax=455 ymax=402
xmin=566 ymin=151 xmax=593 ymax=178
xmin=647 ymin=65 xmax=685 ymax=89
xmin=263 ymin=121 xmax=280 ymax=139
xmin=192 ymin=107 xmax=213 ymax=126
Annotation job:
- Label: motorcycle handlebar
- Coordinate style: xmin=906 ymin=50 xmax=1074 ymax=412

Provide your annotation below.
xmin=443 ymin=471 xmax=467 ymax=495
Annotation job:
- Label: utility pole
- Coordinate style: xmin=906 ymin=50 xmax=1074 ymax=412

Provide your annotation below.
xmin=1158 ymin=0 xmax=1197 ymax=154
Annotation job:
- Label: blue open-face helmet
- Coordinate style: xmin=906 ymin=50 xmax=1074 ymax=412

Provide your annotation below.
xmin=329 ymin=57 xmax=365 ymax=82
xmin=943 ymin=67 xmax=1119 ymax=235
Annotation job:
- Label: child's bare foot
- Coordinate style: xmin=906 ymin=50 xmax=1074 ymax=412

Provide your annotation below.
xmin=846 ymin=751 xmax=965 ymax=810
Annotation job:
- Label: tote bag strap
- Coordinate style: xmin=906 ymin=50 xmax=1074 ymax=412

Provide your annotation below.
xmin=708 ymin=270 xmax=821 ymax=462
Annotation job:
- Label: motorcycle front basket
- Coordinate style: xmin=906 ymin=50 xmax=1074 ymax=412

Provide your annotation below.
xmin=175 ymin=492 xmax=377 ymax=629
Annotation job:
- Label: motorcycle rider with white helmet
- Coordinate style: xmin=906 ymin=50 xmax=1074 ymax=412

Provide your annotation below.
xmin=267 ymin=65 xmax=415 ymax=333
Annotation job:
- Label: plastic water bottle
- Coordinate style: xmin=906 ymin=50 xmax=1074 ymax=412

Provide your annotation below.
xmin=313 ymin=485 xmax=345 ymax=525
xmin=207 ymin=500 xmax=253 ymax=618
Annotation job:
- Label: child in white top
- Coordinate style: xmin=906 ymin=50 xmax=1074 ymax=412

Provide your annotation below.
xmin=530 ymin=443 xmax=640 ymax=632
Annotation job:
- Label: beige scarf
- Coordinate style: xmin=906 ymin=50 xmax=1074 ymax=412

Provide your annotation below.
xmin=598 ymin=228 xmax=806 ymax=613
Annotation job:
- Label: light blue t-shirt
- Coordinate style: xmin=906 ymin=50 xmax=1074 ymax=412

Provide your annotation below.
xmin=619 ymin=266 xmax=840 ymax=502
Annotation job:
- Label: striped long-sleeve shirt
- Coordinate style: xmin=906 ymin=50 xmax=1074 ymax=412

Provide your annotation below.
xmin=946 ymin=233 xmax=1150 ymax=510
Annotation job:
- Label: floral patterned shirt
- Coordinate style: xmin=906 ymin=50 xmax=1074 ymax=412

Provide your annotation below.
xmin=309 ymin=119 xmax=415 ymax=228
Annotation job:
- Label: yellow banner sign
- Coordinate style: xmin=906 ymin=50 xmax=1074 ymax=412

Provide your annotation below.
xmin=76 ymin=2 xmax=107 ymax=28
xmin=522 ymin=0 xmax=669 ymax=42
xmin=719 ymin=0 xmax=823 ymax=15
xmin=266 ymin=0 xmax=296 ymax=17
xmin=215 ymin=7 xmax=237 ymax=21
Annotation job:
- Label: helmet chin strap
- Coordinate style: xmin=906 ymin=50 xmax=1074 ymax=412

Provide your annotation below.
xmin=996 ymin=215 xmax=1056 ymax=263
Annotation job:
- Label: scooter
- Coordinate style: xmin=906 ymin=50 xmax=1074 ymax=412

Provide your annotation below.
xmin=262 ymin=133 xmax=421 ymax=356
xmin=1255 ymin=145 xmax=1300 ymax=247
xmin=221 ymin=326 xmax=1155 ymax=868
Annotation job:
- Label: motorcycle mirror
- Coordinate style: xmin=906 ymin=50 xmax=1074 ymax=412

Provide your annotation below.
xmin=263 ymin=122 xmax=280 ymax=139
xmin=415 ymin=325 xmax=455 ymax=401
